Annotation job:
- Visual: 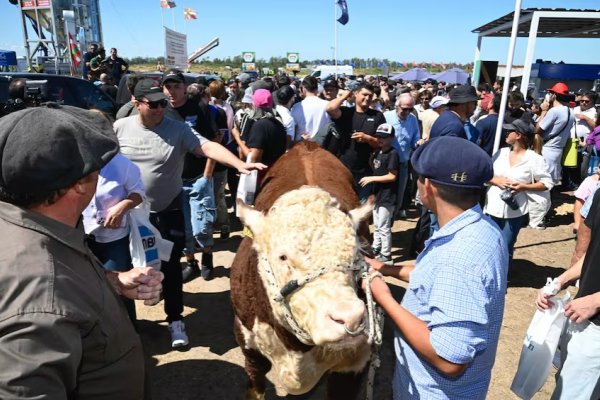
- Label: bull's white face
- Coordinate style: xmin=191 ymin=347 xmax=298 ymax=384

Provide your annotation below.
xmin=238 ymin=186 xmax=373 ymax=347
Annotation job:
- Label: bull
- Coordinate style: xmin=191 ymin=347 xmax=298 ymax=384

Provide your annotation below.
xmin=231 ymin=141 xmax=375 ymax=400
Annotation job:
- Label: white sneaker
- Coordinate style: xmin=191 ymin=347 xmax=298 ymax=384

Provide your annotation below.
xmin=168 ymin=320 xmax=189 ymax=348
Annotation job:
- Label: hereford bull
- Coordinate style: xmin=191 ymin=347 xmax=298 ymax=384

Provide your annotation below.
xmin=231 ymin=141 xmax=374 ymax=400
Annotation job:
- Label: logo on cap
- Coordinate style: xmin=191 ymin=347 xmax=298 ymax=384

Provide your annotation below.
xmin=450 ymin=172 xmax=468 ymax=182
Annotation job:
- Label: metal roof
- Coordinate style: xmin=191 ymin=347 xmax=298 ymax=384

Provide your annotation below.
xmin=472 ymin=8 xmax=600 ymax=38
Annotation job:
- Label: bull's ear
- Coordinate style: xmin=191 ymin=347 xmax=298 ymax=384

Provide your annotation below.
xmin=348 ymin=196 xmax=374 ymax=230
xmin=236 ymin=199 xmax=265 ymax=236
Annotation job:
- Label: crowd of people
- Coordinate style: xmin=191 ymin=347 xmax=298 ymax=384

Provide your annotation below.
xmin=0 ymin=62 xmax=599 ymax=399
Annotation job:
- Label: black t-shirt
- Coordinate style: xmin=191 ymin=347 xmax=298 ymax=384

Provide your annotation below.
xmin=334 ymin=107 xmax=386 ymax=174
xmin=577 ymin=189 xmax=600 ymax=325
xmin=246 ymin=117 xmax=287 ymax=167
xmin=175 ymin=100 xmax=218 ymax=181
xmin=372 ymin=147 xmax=399 ymax=206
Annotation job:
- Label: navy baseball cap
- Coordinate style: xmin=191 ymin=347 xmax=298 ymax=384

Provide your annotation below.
xmin=411 ymin=136 xmax=493 ymax=189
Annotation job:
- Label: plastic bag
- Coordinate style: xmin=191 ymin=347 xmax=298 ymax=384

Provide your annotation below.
xmin=236 ymin=154 xmax=258 ymax=216
xmin=128 ymin=204 xmax=174 ymax=270
xmin=510 ymin=290 xmax=571 ymax=399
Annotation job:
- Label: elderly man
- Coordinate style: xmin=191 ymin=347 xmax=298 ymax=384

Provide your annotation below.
xmin=384 ymin=93 xmax=420 ymax=218
xmin=430 ymin=85 xmax=480 ymax=143
xmin=0 ymin=104 xmax=163 ymax=398
xmin=366 ymin=136 xmax=508 ymax=399
xmin=115 ymin=79 xmax=265 ymax=348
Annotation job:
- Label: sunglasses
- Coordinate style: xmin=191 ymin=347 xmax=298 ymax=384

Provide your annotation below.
xmin=399 ymin=107 xmax=413 ymax=112
xmin=141 ymin=99 xmax=168 ymax=109
xmin=579 ymin=100 xmax=590 ymax=104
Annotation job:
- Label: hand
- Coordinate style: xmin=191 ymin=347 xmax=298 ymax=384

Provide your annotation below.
xmin=492 ymin=176 xmax=515 ymax=189
xmin=564 ymin=295 xmax=600 ymax=323
xmin=416 ymin=138 xmax=426 ymax=146
xmin=104 ymin=202 xmax=129 ymax=229
xmin=118 ymin=267 xmax=164 ymax=306
xmin=238 ymin=162 xmax=267 ymax=175
xmin=361 ymin=274 xmax=392 ymax=304
xmin=358 ymin=176 xmax=373 ymax=187
xmin=540 ymin=101 xmax=550 ymax=112
xmin=301 ymin=132 xmax=310 ymax=141
xmin=343 ymin=89 xmax=354 ymax=100
xmin=351 ymin=131 xmax=369 ymax=144
xmin=507 ymin=181 xmax=527 ymax=194
xmin=535 ymin=287 xmax=555 ymax=310
xmin=364 ymin=256 xmax=385 ymax=272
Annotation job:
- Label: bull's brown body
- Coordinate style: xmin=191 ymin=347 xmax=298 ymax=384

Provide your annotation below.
xmin=230 ymin=142 xmax=370 ymax=399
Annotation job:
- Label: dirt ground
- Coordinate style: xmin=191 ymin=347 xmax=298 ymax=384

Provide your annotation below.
xmin=136 ymin=190 xmax=576 ymax=400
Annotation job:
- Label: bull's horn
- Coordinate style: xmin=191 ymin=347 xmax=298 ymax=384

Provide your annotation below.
xmin=237 ymin=199 xmax=265 ymax=236
xmin=348 ymin=196 xmax=374 ymax=230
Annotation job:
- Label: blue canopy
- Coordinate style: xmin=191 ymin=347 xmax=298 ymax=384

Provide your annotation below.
xmin=432 ymin=67 xmax=470 ymax=84
xmin=0 ymin=50 xmax=17 ymax=66
xmin=390 ymin=67 xmax=433 ymax=82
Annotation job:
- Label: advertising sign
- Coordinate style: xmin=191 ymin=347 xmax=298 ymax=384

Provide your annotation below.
xmin=164 ymin=27 xmax=188 ymax=69
xmin=242 ymin=51 xmax=255 ymax=63
xmin=287 ymin=52 xmax=299 ymax=63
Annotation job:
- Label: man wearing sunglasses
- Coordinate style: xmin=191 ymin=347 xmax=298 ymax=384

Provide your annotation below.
xmin=114 ymin=79 xmax=265 ymax=349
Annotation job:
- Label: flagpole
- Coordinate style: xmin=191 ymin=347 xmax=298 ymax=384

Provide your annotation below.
xmin=161 ymin=8 xmax=165 ymax=29
xmin=172 ymin=8 xmax=176 ymax=30
xmin=334 ymin=0 xmax=338 ymax=74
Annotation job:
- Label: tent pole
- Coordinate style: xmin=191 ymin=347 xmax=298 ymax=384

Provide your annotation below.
xmin=493 ymin=0 xmax=522 ymax=155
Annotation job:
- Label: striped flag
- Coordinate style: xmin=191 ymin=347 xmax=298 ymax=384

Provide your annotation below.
xmin=160 ymin=0 xmax=176 ymax=8
xmin=68 ymin=33 xmax=81 ymax=67
xmin=183 ymin=8 xmax=197 ymax=20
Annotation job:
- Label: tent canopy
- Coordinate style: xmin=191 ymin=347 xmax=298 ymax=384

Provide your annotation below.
xmin=391 ymin=67 xmax=433 ymax=82
xmin=0 ymin=50 xmax=17 ymax=67
xmin=432 ymin=67 xmax=470 ymax=84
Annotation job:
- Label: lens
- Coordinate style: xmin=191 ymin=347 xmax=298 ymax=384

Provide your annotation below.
xmin=147 ymin=99 xmax=167 ymax=109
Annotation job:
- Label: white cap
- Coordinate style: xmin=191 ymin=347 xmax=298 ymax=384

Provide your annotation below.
xmin=430 ymin=96 xmax=449 ymax=109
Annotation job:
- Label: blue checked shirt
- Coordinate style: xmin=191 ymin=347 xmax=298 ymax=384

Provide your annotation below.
xmin=393 ymin=205 xmax=508 ymax=400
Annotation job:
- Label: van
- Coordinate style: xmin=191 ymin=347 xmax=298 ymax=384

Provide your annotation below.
xmin=310 ymin=65 xmax=353 ymax=80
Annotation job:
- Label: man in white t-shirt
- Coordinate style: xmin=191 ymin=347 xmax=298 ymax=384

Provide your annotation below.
xmin=572 ymin=91 xmax=597 ymax=142
xmin=291 ymin=76 xmax=331 ymax=141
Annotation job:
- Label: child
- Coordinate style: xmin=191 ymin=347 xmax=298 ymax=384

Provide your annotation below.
xmin=359 ymin=123 xmax=399 ymax=263
xmin=573 ymin=164 xmax=600 ymax=233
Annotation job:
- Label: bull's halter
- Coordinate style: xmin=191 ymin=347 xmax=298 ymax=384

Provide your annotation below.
xmin=259 ymin=254 xmax=367 ymax=346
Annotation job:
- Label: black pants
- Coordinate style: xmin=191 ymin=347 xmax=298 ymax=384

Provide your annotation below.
xmin=149 ymin=205 xmax=186 ymax=323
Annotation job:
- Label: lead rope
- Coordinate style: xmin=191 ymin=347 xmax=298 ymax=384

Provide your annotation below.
xmin=363 ymin=270 xmax=384 ymax=400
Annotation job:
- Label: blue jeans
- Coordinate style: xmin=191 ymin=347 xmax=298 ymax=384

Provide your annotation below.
xmin=491 ymin=214 xmax=528 ymax=258
xmin=87 ymin=235 xmax=136 ymax=322
xmin=182 ymin=177 xmax=216 ymax=254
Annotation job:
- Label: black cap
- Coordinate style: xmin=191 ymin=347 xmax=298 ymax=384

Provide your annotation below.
xmin=134 ymin=79 xmax=167 ymax=101
xmin=323 ymin=79 xmax=337 ymax=88
xmin=411 ymin=136 xmax=493 ymax=189
xmin=502 ymin=118 xmax=535 ymax=136
xmin=162 ymin=68 xmax=185 ymax=84
xmin=448 ymin=85 xmax=478 ymax=104
xmin=0 ymin=103 xmax=119 ymax=195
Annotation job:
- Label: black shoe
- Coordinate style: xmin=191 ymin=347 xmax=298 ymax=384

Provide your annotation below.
xmin=220 ymin=225 xmax=230 ymax=240
xmin=201 ymin=265 xmax=214 ymax=281
xmin=182 ymin=259 xmax=200 ymax=283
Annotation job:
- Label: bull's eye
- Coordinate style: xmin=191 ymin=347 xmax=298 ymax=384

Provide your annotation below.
xmin=279 ymin=255 xmax=287 ymax=261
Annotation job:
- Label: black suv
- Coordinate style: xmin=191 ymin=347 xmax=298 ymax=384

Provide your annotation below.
xmin=0 ymin=73 xmax=117 ymax=116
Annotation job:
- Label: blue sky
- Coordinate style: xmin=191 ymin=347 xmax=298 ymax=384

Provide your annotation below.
xmin=0 ymin=0 xmax=599 ymax=65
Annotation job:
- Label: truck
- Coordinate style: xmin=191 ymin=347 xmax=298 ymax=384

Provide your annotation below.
xmin=310 ymin=65 xmax=353 ymax=80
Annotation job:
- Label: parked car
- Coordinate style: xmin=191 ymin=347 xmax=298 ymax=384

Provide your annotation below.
xmin=0 ymin=73 xmax=117 ymax=116
xmin=115 ymin=72 xmax=221 ymax=107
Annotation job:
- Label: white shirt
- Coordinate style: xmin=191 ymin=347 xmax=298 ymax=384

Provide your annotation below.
xmin=484 ymin=148 xmax=553 ymax=219
xmin=290 ymin=95 xmax=331 ymax=140
xmin=572 ymin=105 xmax=597 ymax=140
xmin=275 ymin=104 xmax=296 ymax=140
xmin=83 ymin=153 xmax=145 ymax=243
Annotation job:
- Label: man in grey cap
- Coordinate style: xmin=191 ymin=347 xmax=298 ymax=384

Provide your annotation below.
xmin=115 ymin=79 xmax=266 ymax=348
xmin=0 ymin=104 xmax=164 ymax=398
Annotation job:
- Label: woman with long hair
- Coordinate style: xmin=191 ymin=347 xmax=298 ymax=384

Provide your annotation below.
xmin=484 ymin=118 xmax=553 ymax=262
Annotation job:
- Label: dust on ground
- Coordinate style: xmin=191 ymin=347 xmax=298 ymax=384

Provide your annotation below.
xmin=137 ymin=190 xmax=576 ymax=400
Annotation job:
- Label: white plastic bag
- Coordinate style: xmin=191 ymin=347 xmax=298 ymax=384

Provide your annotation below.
xmin=236 ymin=154 xmax=258 ymax=216
xmin=510 ymin=290 xmax=571 ymax=399
xmin=128 ymin=205 xmax=173 ymax=270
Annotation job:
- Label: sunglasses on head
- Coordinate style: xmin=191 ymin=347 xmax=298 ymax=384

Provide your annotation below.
xmin=141 ymin=99 xmax=168 ymax=109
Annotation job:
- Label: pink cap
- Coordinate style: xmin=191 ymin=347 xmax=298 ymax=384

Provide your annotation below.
xmin=252 ymin=89 xmax=273 ymax=109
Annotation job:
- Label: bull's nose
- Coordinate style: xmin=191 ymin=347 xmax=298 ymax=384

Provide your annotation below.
xmin=327 ymin=300 xmax=366 ymax=333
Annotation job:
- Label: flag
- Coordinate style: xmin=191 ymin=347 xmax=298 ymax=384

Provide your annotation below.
xmin=336 ymin=0 xmax=349 ymax=25
xmin=402 ymin=61 xmax=408 ymax=68
xmin=160 ymin=0 xmax=176 ymax=8
xmin=183 ymin=7 xmax=197 ymax=20
xmin=68 ymin=32 xmax=81 ymax=67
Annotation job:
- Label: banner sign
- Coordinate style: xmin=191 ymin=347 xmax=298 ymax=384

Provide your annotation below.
xmin=242 ymin=51 xmax=255 ymax=63
xmin=287 ymin=52 xmax=299 ymax=63
xmin=164 ymin=27 xmax=188 ymax=69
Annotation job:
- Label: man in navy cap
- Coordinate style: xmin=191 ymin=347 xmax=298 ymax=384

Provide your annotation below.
xmin=364 ymin=136 xmax=508 ymax=400
xmin=0 ymin=104 xmax=164 ymax=398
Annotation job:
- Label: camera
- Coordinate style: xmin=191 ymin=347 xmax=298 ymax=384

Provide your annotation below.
xmin=1 ymin=79 xmax=48 ymax=117
xmin=500 ymin=188 xmax=520 ymax=210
